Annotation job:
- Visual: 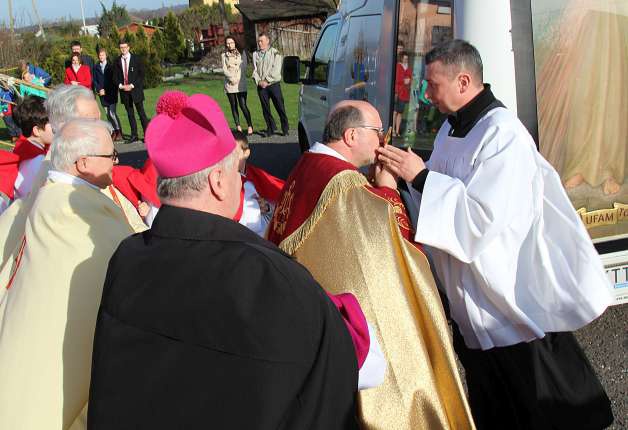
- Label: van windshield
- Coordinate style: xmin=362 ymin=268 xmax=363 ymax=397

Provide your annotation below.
xmin=393 ymin=0 xmax=453 ymax=150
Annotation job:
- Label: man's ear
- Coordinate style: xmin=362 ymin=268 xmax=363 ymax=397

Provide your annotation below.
xmin=342 ymin=127 xmax=356 ymax=147
xmin=31 ymin=125 xmax=42 ymax=139
xmin=208 ymin=168 xmax=226 ymax=201
xmin=458 ymin=72 xmax=472 ymax=94
xmin=75 ymin=156 xmax=88 ymax=174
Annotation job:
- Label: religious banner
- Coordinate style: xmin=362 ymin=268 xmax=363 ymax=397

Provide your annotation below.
xmin=531 ymin=0 xmax=628 ymax=242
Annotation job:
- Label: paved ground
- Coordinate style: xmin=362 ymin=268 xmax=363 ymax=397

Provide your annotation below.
xmin=117 ymin=136 xmax=627 ymax=429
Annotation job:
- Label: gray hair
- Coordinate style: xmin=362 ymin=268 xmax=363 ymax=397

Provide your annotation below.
xmin=51 ymin=119 xmax=112 ymax=173
xmin=157 ymin=148 xmax=239 ymax=200
xmin=323 ymin=105 xmax=364 ymax=143
xmin=45 ymin=85 xmax=95 ymax=133
xmin=425 ymin=39 xmax=483 ymax=82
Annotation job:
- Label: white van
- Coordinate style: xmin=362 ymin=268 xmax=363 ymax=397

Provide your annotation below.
xmin=283 ymin=0 xmax=628 ymax=303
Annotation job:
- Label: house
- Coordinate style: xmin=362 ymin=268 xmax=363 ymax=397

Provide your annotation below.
xmin=118 ymin=23 xmax=161 ymax=39
xmin=235 ymin=0 xmax=336 ymax=58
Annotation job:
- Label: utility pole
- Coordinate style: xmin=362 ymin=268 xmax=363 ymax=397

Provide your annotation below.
xmin=8 ymin=0 xmax=14 ymax=34
xmin=31 ymin=0 xmax=46 ymax=39
xmin=79 ymin=0 xmax=87 ymax=34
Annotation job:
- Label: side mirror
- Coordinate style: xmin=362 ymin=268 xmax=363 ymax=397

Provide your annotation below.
xmin=283 ymin=56 xmax=301 ymax=84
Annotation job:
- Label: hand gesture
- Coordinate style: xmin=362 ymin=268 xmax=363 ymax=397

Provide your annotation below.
xmin=376 ymin=146 xmax=426 ymax=182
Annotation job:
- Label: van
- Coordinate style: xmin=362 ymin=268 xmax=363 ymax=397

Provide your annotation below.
xmin=283 ymin=0 xmax=628 ymax=303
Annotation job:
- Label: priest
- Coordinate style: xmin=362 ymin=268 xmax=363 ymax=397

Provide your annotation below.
xmin=377 ymin=39 xmax=614 ymax=430
xmin=88 ymin=94 xmax=362 ymax=429
xmin=0 ymin=119 xmax=134 ymax=429
xmin=267 ymin=100 xmax=474 ymax=429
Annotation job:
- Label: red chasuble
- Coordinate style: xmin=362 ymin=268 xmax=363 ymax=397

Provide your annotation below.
xmin=267 ymin=152 xmax=416 ymax=246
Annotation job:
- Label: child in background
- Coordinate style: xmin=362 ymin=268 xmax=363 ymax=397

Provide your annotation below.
xmin=0 ymin=88 xmax=20 ymax=142
xmin=233 ymin=130 xmax=285 ymax=237
xmin=11 ymin=96 xmax=53 ymax=199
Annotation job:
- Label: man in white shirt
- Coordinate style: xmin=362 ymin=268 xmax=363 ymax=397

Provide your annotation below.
xmin=378 ymin=39 xmax=613 ymax=430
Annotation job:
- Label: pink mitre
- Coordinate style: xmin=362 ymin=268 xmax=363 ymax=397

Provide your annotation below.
xmin=146 ymin=92 xmax=236 ymax=178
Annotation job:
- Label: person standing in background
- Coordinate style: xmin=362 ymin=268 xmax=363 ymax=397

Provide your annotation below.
xmin=93 ymin=48 xmax=123 ymax=142
xmin=113 ymin=40 xmax=149 ymax=143
xmin=222 ymin=37 xmax=254 ymax=136
xmin=252 ymin=33 xmax=289 ymax=137
xmin=65 ymin=40 xmax=95 ymax=71
xmin=64 ymin=53 xmax=93 ymax=89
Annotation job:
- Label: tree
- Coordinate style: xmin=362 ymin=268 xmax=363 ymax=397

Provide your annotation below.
xmin=98 ymin=1 xmax=131 ymax=40
xmin=218 ymin=0 xmax=229 ymax=37
xmin=162 ymin=11 xmax=185 ymax=63
xmin=150 ymin=29 xmax=166 ymax=61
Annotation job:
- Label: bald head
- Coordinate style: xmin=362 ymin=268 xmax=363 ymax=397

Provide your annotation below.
xmin=323 ymin=100 xmax=382 ymax=167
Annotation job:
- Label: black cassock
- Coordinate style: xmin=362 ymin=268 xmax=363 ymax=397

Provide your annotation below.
xmin=88 ymin=205 xmax=359 ymax=430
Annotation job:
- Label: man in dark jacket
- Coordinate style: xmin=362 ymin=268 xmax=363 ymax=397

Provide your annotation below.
xmin=93 ymin=48 xmax=123 ymax=141
xmin=113 ymin=40 xmax=149 ymax=143
xmin=65 ymin=40 xmax=95 ymax=70
xmin=87 ymin=94 xmax=360 ymax=430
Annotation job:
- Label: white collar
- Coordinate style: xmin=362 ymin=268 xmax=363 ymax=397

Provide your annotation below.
xmin=47 ymin=170 xmax=100 ymax=190
xmin=122 ymin=53 xmax=131 ymax=61
xmin=309 ymin=142 xmax=349 ymax=162
xmin=26 ymin=138 xmax=45 ymax=150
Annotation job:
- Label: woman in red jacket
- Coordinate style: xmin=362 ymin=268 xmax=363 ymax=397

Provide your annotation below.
xmin=394 ymin=52 xmax=412 ymax=137
xmin=64 ymin=53 xmax=92 ymax=89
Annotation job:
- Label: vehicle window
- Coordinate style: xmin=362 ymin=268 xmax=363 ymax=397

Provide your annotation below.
xmin=393 ymin=0 xmax=453 ymax=150
xmin=531 ymin=0 xmax=628 ymax=241
xmin=309 ymin=23 xmax=339 ymax=86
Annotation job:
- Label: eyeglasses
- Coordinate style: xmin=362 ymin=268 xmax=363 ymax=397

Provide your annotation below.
xmin=76 ymin=149 xmax=119 ymax=163
xmin=356 ymin=125 xmax=385 ymax=138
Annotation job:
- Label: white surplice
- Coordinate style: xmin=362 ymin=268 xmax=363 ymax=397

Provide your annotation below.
xmin=410 ymin=107 xmax=612 ymax=350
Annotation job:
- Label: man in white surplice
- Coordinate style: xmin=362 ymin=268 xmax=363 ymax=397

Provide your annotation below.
xmin=378 ymin=39 xmax=613 ymax=430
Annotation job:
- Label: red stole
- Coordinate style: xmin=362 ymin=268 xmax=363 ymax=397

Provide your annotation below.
xmin=267 ymin=152 xmax=418 ymax=246
xmin=13 ymin=136 xmax=48 ymax=162
xmin=268 ymin=153 xmax=355 ymax=244
xmin=0 ymin=150 xmax=19 ymax=200
xmin=112 ymin=158 xmax=160 ymax=209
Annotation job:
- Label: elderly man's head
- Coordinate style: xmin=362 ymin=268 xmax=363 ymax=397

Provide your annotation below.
xmin=50 ymin=119 xmax=116 ymax=189
xmin=45 ymin=85 xmax=100 ymax=133
xmin=323 ymin=100 xmax=383 ymax=167
xmin=157 ymin=147 xmax=241 ymax=218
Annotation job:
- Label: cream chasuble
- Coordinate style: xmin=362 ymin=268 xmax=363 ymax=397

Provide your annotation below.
xmin=0 ymin=176 xmax=133 ymax=430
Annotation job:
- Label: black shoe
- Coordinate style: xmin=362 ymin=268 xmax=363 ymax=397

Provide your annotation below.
xmin=126 ymin=135 xmax=139 ymax=144
xmin=281 ymin=130 xmax=289 ymax=137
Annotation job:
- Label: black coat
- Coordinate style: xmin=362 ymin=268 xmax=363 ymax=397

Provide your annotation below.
xmin=87 ymin=205 xmax=359 ymax=430
xmin=92 ymin=62 xmax=118 ymax=106
xmin=113 ymin=53 xmax=145 ymax=103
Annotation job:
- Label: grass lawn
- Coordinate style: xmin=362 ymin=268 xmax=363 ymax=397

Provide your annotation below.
xmin=0 ymin=73 xmax=300 ymax=148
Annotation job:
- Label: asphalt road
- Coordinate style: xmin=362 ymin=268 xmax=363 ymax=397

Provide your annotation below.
xmin=117 ymin=137 xmax=627 ymax=429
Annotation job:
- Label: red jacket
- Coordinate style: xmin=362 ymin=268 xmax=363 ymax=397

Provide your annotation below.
xmin=64 ymin=65 xmax=92 ymax=89
xmin=395 ymin=63 xmax=412 ymax=102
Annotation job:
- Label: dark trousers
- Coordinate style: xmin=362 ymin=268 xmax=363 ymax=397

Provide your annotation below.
xmin=452 ymin=323 xmax=613 ymax=430
xmin=101 ymin=100 xmax=122 ymax=132
xmin=257 ymin=82 xmax=288 ymax=133
xmin=226 ymin=92 xmax=252 ymax=128
xmin=2 ymin=115 xmax=20 ymax=138
xmin=122 ymin=98 xmax=149 ymax=138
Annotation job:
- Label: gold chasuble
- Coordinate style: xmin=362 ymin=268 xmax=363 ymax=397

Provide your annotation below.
xmin=0 ymin=180 xmax=134 ymax=430
xmin=268 ymin=153 xmax=474 ymax=430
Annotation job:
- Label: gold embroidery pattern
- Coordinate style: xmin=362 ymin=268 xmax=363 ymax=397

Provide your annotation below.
xmin=273 ymin=181 xmax=296 ymax=236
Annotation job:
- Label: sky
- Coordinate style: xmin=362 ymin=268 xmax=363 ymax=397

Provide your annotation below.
xmin=1 ymin=0 xmax=187 ymax=27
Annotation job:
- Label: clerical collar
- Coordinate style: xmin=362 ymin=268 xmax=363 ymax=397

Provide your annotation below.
xmin=309 ymin=142 xmax=348 ymax=162
xmin=447 ymin=84 xmax=504 ymax=138
xmin=47 ymin=170 xmax=100 ymax=190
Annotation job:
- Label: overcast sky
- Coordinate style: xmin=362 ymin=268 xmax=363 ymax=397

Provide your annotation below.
xmin=1 ymin=0 xmax=187 ymax=27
